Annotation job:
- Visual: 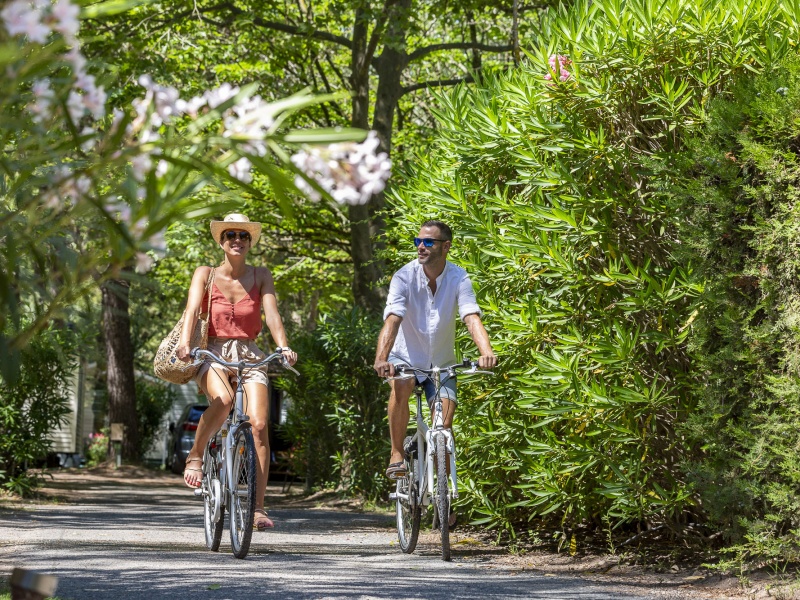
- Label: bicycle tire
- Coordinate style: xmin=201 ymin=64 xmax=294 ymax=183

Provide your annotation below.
xmin=229 ymin=425 xmax=257 ymax=559
xmin=202 ymin=443 xmax=224 ymax=551
xmin=434 ymin=435 xmax=451 ymax=561
xmin=396 ymin=436 xmax=421 ymax=553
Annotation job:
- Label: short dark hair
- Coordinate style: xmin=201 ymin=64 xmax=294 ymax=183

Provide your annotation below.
xmin=422 ymin=220 xmax=452 ymax=241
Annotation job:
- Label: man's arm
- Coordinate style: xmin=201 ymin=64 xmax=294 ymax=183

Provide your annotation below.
xmin=464 ymin=313 xmax=497 ymax=369
xmin=374 ymin=314 xmax=402 ymax=377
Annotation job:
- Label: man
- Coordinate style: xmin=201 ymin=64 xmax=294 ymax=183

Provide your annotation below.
xmin=373 ymin=220 xmax=497 ymax=480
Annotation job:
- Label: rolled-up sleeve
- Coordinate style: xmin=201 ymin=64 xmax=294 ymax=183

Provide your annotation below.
xmin=384 ymin=270 xmax=409 ymax=320
xmin=457 ymin=274 xmax=482 ymax=320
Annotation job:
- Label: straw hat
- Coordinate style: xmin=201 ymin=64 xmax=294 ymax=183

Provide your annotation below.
xmin=210 ymin=213 xmax=261 ymax=246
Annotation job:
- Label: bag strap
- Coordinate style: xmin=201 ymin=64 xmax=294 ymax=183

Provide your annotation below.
xmin=204 ymin=267 xmax=216 ymax=316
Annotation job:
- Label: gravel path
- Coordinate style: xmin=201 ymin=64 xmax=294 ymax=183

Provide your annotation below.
xmin=0 ymin=469 xmax=748 ymax=599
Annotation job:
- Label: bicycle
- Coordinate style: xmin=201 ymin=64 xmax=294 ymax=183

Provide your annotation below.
xmin=388 ymin=359 xmax=492 ymax=561
xmin=190 ymin=346 xmax=298 ymax=559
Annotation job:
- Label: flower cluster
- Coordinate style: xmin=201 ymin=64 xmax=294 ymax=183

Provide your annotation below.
xmin=290 ymin=131 xmax=392 ymax=205
xmin=544 ymin=54 xmax=572 ymax=83
xmin=128 ymin=78 xmax=278 ymax=185
xmin=2 ymin=0 xmax=106 ymax=124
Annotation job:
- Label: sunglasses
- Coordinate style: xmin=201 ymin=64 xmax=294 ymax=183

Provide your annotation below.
xmin=224 ymin=230 xmax=251 ymax=242
xmin=414 ymin=237 xmax=446 ymax=248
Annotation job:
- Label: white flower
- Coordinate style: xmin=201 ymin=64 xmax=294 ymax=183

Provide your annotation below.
xmin=50 ymin=0 xmax=79 ymax=40
xmin=156 ymin=160 xmax=168 ymax=177
xmin=66 ymin=89 xmax=84 ymax=122
xmin=29 ymin=78 xmax=55 ymax=123
xmin=228 ymin=157 xmax=252 ymax=183
xmin=290 ymin=131 xmax=391 ymax=205
xmin=135 ymin=251 xmax=154 ymax=273
xmin=2 ymin=1 xmax=50 ymax=43
xmin=131 ymin=153 xmax=152 ymax=182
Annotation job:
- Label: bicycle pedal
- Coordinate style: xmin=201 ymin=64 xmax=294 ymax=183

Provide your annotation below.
xmin=389 ymin=492 xmax=398 ymax=500
xmin=193 ymin=488 xmax=204 ymax=497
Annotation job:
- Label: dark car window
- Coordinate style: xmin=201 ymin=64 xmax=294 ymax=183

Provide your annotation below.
xmin=187 ymin=406 xmax=208 ymax=422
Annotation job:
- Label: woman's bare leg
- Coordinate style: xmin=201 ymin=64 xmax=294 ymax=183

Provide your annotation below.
xmin=243 ymin=381 xmax=270 ymax=511
xmin=183 ymin=367 xmax=234 ymax=487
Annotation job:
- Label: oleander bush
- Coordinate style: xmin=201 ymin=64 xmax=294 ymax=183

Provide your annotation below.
xmin=387 ymin=0 xmax=800 ymax=543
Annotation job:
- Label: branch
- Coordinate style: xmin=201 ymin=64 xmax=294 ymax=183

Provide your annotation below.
xmin=133 ymin=1 xmax=353 ymax=49
xmin=408 ymin=42 xmax=513 ymax=62
xmin=362 ymin=0 xmax=401 ymax=77
xmin=402 ymin=74 xmax=475 ymax=95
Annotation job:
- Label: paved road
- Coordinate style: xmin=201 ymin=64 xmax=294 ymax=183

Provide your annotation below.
xmin=0 ymin=472 xmax=728 ymax=599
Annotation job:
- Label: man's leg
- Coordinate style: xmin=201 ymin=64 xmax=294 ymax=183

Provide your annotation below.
xmin=388 ymin=377 xmax=415 ymax=471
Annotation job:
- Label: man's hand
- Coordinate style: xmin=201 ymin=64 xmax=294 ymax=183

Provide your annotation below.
xmin=478 ymin=353 xmax=498 ymax=369
xmin=374 ymin=360 xmax=396 ymax=378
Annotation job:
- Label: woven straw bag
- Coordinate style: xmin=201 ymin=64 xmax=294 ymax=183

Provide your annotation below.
xmin=153 ymin=268 xmax=216 ymax=385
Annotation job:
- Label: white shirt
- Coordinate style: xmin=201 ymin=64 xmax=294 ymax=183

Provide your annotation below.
xmin=384 ymin=259 xmax=482 ymax=368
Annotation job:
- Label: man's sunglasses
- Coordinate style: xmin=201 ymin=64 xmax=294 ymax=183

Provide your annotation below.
xmin=414 ymin=237 xmax=446 ymax=248
xmin=224 ymin=230 xmax=251 ymax=242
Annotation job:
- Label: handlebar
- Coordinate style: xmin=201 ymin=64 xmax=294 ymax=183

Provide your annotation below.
xmin=190 ymin=346 xmax=299 ymax=376
xmin=387 ymin=359 xmax=494 ymax=381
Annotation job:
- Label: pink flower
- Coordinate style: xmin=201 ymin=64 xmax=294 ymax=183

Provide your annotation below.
xmin=545 ymin=54 xmax=572 ymax=84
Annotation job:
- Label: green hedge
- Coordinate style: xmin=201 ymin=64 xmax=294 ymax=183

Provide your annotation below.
xmin=387 ymin=0 xmax=800 ymax=541
xmin=667 ymin=53 xmax=800 ymax=570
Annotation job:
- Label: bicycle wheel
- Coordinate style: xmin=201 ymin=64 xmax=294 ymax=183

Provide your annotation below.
xmin=396 ymin=436 xmax=421 ymax=553
xmin=202 ymin=442 xmax=224 ymax=551
xmin=229 ymin=425 xmax=257 ymax=559
xmin=434 ymin=435 xmax=451 ymax=561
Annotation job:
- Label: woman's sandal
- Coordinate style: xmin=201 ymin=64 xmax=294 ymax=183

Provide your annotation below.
xmin=183 ymin=457 xmax=203 ymax=489
xmin=253 ymin=509 xmax=274 ymax=531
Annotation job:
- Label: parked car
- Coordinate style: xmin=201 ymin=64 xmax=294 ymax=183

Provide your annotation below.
xmin=167 ymin=404 xmax=208 ymax=474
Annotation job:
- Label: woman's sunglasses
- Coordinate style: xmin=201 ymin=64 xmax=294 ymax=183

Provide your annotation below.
xmin=224 ymin=230 xmax=251 ymax=242
xmin=414 ymin=237 xmax=446 ymax=248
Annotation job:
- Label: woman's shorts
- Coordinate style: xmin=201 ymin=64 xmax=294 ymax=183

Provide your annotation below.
xmin=195 ymin=337 xmax=269 ymax=389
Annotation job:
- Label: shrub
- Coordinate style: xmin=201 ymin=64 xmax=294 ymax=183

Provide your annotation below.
xmin=280 ymin=309 xmax=388 ymax=500
xmin=666 ymin=52 xmax=800 ymax=570
xmin=86 ymin=431 xmax=109 ymax=468
xmin=0 ymin=327 xmax=74 ymax=495
xmin=136 ymin=379 xmax=176 ymax=460
xmin=387 ymin=0 xmax=800 ymax=539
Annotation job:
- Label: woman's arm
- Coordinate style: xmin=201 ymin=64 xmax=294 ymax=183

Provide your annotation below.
xmin=176 ymin=266 xmax=213 ymax=361
xmin=258 ymin=267 xmax=297 ymax=365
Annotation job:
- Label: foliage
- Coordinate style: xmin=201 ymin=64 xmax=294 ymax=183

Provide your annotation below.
xmin=0 ymin=2 xmax=368 ymax=383
xmin=280 ymin=309 xmax=388 ymax=500
xmin=86 ymin=431 xmax=109 ymax=468
xmin=135 ymin=378 xmax=176 ymax=460
xmin=387 ymin=0 xmax=800 ymax=539
xmin=0 ymin=327 xmax=75 ymax=495
xmin=666 ymin=53 xmax=800 ymax=570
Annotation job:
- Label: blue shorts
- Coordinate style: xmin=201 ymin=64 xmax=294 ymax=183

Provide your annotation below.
xmin=389 ymin=357 xmax=457 ymax=409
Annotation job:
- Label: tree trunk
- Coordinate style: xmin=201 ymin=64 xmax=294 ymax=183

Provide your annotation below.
xmin=348 ymin=2 xmax=385 ymax=313
xmin=101 ymin=273 xmax=140 ymax=461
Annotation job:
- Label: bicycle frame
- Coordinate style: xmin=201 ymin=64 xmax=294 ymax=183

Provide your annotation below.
xmin=412 ymin=367 xmax=458 ymax=506
xmin=192 ymin=348 xmax=298 ymax=508
xmin=397 ymin=366 xmax=459 ymax=510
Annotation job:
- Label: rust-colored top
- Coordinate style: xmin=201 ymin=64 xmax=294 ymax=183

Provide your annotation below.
xmin=203 ymin=281 xmax=262 ymax=339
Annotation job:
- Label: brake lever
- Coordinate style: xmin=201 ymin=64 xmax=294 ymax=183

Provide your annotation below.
xmin=280 ymin=358 xmax=300 ymax=376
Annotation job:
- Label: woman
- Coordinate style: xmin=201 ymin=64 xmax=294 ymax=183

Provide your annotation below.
xmin=176 ymin=213 xmax=297 ymax=530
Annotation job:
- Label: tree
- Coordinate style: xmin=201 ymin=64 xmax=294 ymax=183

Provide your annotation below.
xmin=83 ymin=0 xmax=554 ymax=310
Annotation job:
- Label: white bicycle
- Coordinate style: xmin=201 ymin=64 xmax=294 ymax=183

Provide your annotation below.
xmin=190 ymin=346 xmax=298 ymax=559
xmin=388 ymin=360 xmax=491 ymax=561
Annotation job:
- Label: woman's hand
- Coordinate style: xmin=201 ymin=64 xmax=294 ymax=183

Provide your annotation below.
xmin=281 ymin=348 xmax=297 ymax=366
xmin=176 ymin=342 xmax=192 ymax=362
